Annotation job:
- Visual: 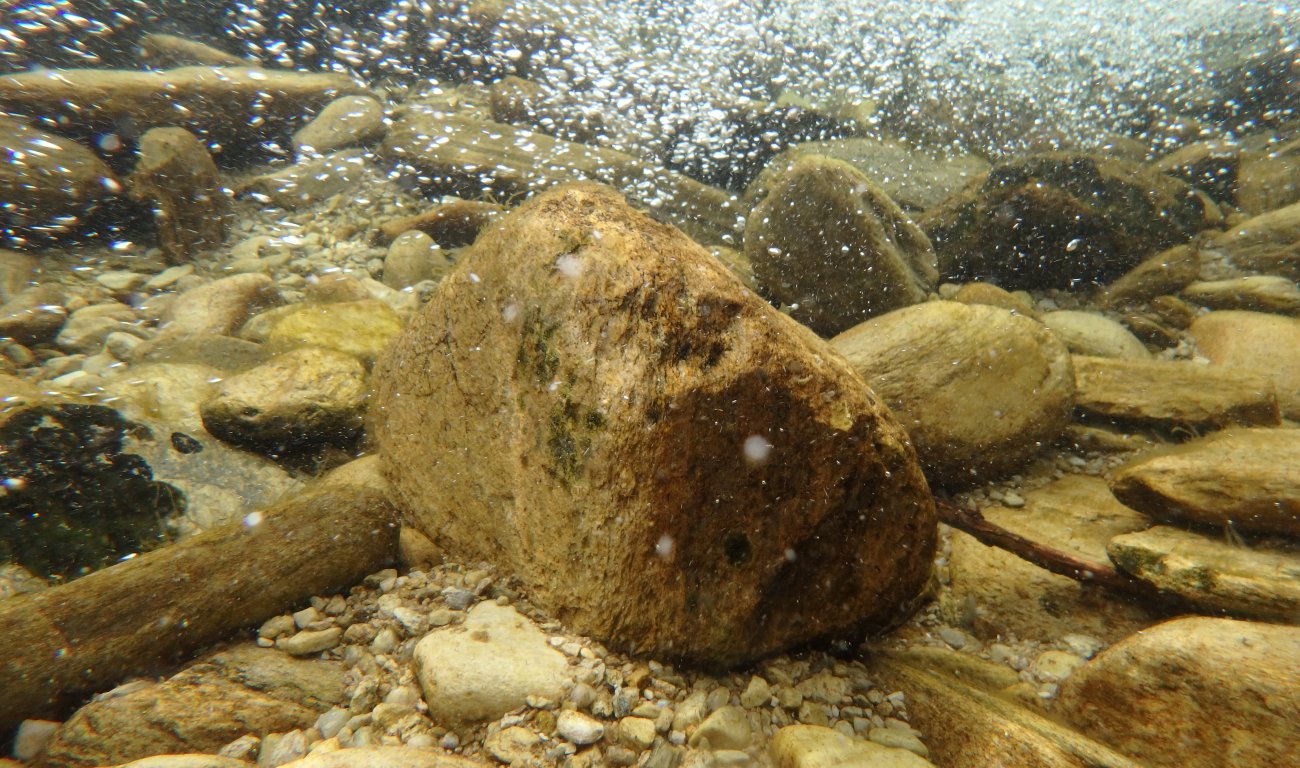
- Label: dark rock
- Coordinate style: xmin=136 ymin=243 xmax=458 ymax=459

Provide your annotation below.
xmin=128 ymin=127 xmax=231 ymax=262
xmin=0 ymin=116 xmax=122 ymax=243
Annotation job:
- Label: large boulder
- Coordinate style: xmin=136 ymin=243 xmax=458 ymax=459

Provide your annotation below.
xmin=371 ymin=183 xmax=937 ymax=666
xmin=744 ymin=155 xmax=938 ymax=337
xmin=920 ymin=153 xmax=1210 ymax=289
xmin=830 ymin=301 xmax=1074 ymax=488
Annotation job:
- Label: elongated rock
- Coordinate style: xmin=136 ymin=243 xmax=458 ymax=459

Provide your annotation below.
xmin=371 ymin=182 xmax=936 ymax=666
xmin=128 ymin=127 xmax=230 ymax=262
xmin=0 ymin=116 xmax=121 ymax=239
xmin=0 ymin=486 xmax=398 ymax=732
xmin=1071 ymin=355 xmax=1279 ymax=429
xmin=1110 ymin=428 xmax=1300 ymax=538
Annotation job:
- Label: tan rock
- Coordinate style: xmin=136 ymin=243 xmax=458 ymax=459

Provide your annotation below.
xmin=1098 ymin=244 xmax=1201 ymax=309
xmin=1072 ymin=355 xmax=1279 ymax=429
xmin=831 ymin=301 xmax=1073 ymax=488
xmin=200 ymin=347 xmax=368 ymax=454
xmin=0 ymin=249 xmax=39 ymax=303
xmin=1110 ymin=428 xmax=1300 ymax=538
xmin=243 ymin=150 xmax=368 ymax=210
xmin=1108 ymin=526 xmax=1300 ymax=623
xmin=951 ymin=281 xmax=1039 ymax=318
xmin=0 ymin=116 xmax=120 ymax=238
xmin=159 ymin=274 xmax=282 ymax=338
xmin=383 ymin=231 xmax=453 ymax=289
xmin=770 ymin=725 xmax=934 ymax=768
xmin=277 ymin=747 xmax=487 ymax=768
xmin=0 ymin=283 xmax=66 ymax=345
xmin=1150 ymin=140 xmax=1239 ymax=203
xmin=744 ymin=155 xmax=936 ymax=336
xmin=256 ymin=299 xmax=403 ymax=366
xmin=0 ymin=67 xmax=366 ymax=150
xmin=1237 ymin=146 xmax=1300 ymax=215
xmin=371 ymin=183 xmax=936 ymax=666
xmin=1191 ymin=310 xmax=1300 ymax=418
xmin=128 ymin=127 xmax=230 ymax=262
xmin=1055 ymin=617 xmax=1300 ymax=768
xmin=108 ymin=756 xmax=251 ymax=768
xmin=292 ymin=95 xmax=386 ymax=155
xmin=1182 ymin=275 xmax=1300 ymax=315
xmin=1042 ymin=311 xmax=1148 ymax=359
xmin=137 ymin=33 xmax=246 ymax=68
xmin=1207 ymin=201 xmax=1300 ymax=280
xmin=34 ymin=646 xmax=343 ymax=768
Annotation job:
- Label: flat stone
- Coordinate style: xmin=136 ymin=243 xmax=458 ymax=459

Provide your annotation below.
xmin=276 ymin=628 xmax=342 ymax=656
xmin=1072 ymin=355 xmax=1280 ymax=429
xmin=128 ymin=127 xmax=230 ymax=262
xmin=375 ymin=199 xmax=502 ymax=248
xmin=159 ymin=274 xmax=283 ymax=339
xmin=484 ymin=726 xmax=543 ymax=766
xmin=688 ymin=706 xmax=752 ymax=751
xmin=1056 ymin=617 xmax=1300 ymax=768
xmin=1042 ymin=311 xmax=1149 ymax=359
xmin=832 ymin=301 xmax=1074 ymax=488
xmin=866 ymin=728 xmax=930 ymax=759
xmin=413 ymin=602 xmax=571 ymax=728
xmin=13 ymin=719 xmax=59 ymax=761
xmin=57 ymin=302 xmax=141 ymax=354
xmin=1237 ymin=147 xmax=1300 ymax=216
xmin=243 ymin=150 xmax=368 ymax=210
xmin=0 ymin=249 xmax=39 ymax=303
xmin=1098 ymin=244 xmax=1201 ymax=309
xmin=372 ymin=183 xmax=936 ymax=666
xmin=1107 ymin=526 xmax=1300 ymax=623
xmin=744 ymin=154 xmax=937 ymax=336
xmin=771 ymin=725 xmax=934 ymax=767
xmin=618 ymin=717 xmax=657 ymax=750
xmin=138 ymin=33 xmax=247 ymax=68
xmin=0 ymin=116 xmax=121 ymax=240
xmin=1191 ymin=310 xmax=1300 ymax=419
xmin=1110 ymin=428 xmax=1300 ymax=538
xmin=274 ymin=747 xmax=488 ymax=768
xmin=108 ymin=757 xmax=253 ymax=768
xmin=1205 ymin=200 xmax=1300 ymax=280
xmin=555 ymin=710 xmax=605 ymax=746
xmin=951 ymin=282 xmax=1040 ymax=318
xmin=1182 ymin=275 xmax=1300 ymax=315
xmin=0 ymin=284 xmax=66 ymax=345
xmin=293 ymin=95 xmax=387 ymax=155
xmin=254 ymin=299 xmax=402 ymax=366
xmin=383 ymin=230 xmax=453 ymax=290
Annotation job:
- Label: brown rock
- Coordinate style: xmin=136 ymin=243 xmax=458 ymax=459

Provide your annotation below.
xmin=1149 ymin=140 xmax=1239 ymax=203
xmin=137 ymin=33 xmax=247 ymax=68
xmin=951 ymin=282 xmax=1039 ymax=318
xmin=0 ymin=249 xmax=40 ymax=303
xmin=1098 ymin=244 xmax=1202 ymax=309
xmin=1110 ymin=428 xmax=1300 ymax=538
xmin=745 ymin=155 xmax=937 ymax=336
xmin=0 ymin=116 xmax=121 ymax=240
xmin=35 ymin=645 xmax=344 ymax=768
xmin=1191 ymin=310 xmax=1300 ymax=418
xmin=242 ymin=150 xmax=368 ymax=210
xmin=128 ymin=127 xmax=230 ymax=262
xmin=292 ymin=95 xmax=387 ymax=155
xmin=1055 ymin=617 xmax=1300 ymax=768
xmin=278 ymin=747 xmax=489 ymax=768
xmin=1237 ymin=144 xmax=1300 ymax=215
xmin=831 ymin=301 xmax=1073 ymax=488
xmin=371 ymin=183 xmax=936 ymax=666
xmin=1207 ymin=201 xmax=1300 ymax=280
xmin=487 ymin=76 xmax=603 ymax=144
xmin=1108 ymin=526 xmax=1300 ymax=623
xmin=0 ymin=283 xmax=67 ymax=345
xmin=159 ymin=274 xmax=282 ymax=338
xmin=1182 ymin=275 xmax=1300 ymax=315
xmin=1072 ymin=355 xmax=1279 ymax=429
xmin=376 ymin=200 xmax=503 ymax=247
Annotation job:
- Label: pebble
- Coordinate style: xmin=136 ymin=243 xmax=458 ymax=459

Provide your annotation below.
xmin=1032 ymin=650 xmax=1086 ymax=683
xmin=556 ymin=710 xmax=605 ymax=745
xmin=13 ymin=719 xmax=59 ymax=761
xmin=619 ymin=716 xmax=657 ymax=749
xmin=739 ymin=676 xmax=771 ymax=708
xmin=937 ymin=626 xmax=968 ymax=649
xmin=314 ymin=708 xmax=349 ymax=740
xmin=689 ymin=705 xmax=752 ymax=750
xmin=277 ymin=627 xmax=343 ymax=656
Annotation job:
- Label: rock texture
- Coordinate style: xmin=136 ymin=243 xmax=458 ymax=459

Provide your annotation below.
xmin=127 ymin=127 xmax=230 ymax=262
xmin=744 ymin=155 xmax=937 ymax=336
xmin=1055 ymin=617 xmax=1300 ymax=768
xmin=0 ymin=116 xmax=120 ymax=240
xmin=770 ymin=725 xmax=935 ymax=768
xmin=293 ymin=95 xmax=387 ymax=154
xmin=1041 ymin=311 xmax=1149 ymax=359
xmin=1191 ymin=310 xmax=1300 ymax=419
xmin=1205 ymin=201 xmax=1300 ymax=280
xmin=1071 ymin=355 xmax=1280 ymax=429
xmin=371 ymin=183 xmax=936 ymax=666
xmin=831 ymin=301 xmax=1074 ymax=488
xmin=1109 ymin=428 xmax=1300 ymax=538
xmin=1183 ymin=276 xmax=1300 ymax=315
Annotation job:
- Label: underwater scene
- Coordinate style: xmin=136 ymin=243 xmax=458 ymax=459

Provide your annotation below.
xmin=0 ymin=0 xmax=1297 ymax=766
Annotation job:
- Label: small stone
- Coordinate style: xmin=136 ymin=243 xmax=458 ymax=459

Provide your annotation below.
xmin=218 ymin=733 xmax=262 ymax=761
xmin=867 ymin=727 xmax=931 ymax=759
xmin=619 ymin=716 xmax=657 ymax=749
xmin=689 ymin=705 xmax=752 ymax=751
xmin=556 ymin=710 xmax=605 ymax=746
xmin=277 ymin=627 xmax=343 ymax=656
xmin=1032 ymin=650 xmax=1086 ymax=683
xmin=937 ymin=627 xmax=968 ymax=649
xmin=1062 ymin=634 xmax=1104 ymax=659
xmin=13 ymin=719 xmax=59 ymax=761
xmin=293 ymin=606 xmax=322 ymax=629
xmin=259 ymin=729 xmax=309 ymax=768
xmin=739 ymin=676 xmax=771 ymax=708
xmin=485 ymin=726 xmax=543 ymax=765
xmin=97 ymin=270 xmax=149 ymax=292
xmin=315 ymin=707 xmax=349 ymax=740
xmin=259 ymin=615 xmax=297 ymax=640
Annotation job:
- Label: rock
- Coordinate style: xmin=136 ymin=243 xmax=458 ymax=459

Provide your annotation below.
xmin=1190 ymin=310 xmax=1300 ymax=418
xmin=34 ymin=646 xmax=344 ymax=768
xmin=484 ymin=726 xmax=544 ymax=766
xmin=378 ymin=109 xmax=743 ymax=247
xmin=0 ymin=67 xmax=366 ymax=153
xmin=1032 ymin=651 xmax=1086 ymax=683
xmin=159 ymin=274 xmax=283 ymax=339
xmin=1150 ymin=140 xmax=1239 ymax=203
xmin=413 ymin=602 xmax=570 ymax=728
xmin=556 ymin=711 xmax=605 ymax=746
xmin=383 ymin=231 xmax=453 ymax=289
xmin=277 ymin=628 xmax=344 ymax=657
xmin=1204 ymin=201 xmax=1300 ymax=280
xmin=293 ymin=95 xmax=386 ymax=155
xmin=243 ymin=151 xmax=368 ymax=210
xmin=770 ymin=725 xmax=934 ymax=768
xmin=950 ymin=282 xmax=1039 ymax=318
xmin=1098 ymin=245 xmax=1201 ymax=309
xmin=1110 ymin=428 xmax=1300 ymax=538
xmin=920 ymin=153 xmax=1209 ymax=289
xmin=688 ymin=706 xmax=752 ymax=751
xmin=1108 ymin=526 xmax=1300 ymax=623
xmin=486 ymin=76 xmax=603 ymax=144
xmin=0 ymin=284 xmax=67 ymax=344
xmin=128 ymin=127 xmax=231 ymax=262
xmin=375 ymin=200 xmax=502 ymax=248
xmin=14 ymin=719 xmax=60 ymax=761
xmin=137 ymin=33 xmax=247 ymax=68
xmin=618 ymin=717 xmax=657 ymax=750
xmin=831 ymin=301 xmax=1073 ymax=488
xmin=249 ymin=299 xmax=402 ymax=366
xmin=372 ymin=183 xmax=936 ymax=666
xmin=1041 ymin=311 xmax=1149 ymax=359
xmin=1237 ymin=143 xmax=1300 ymax=215
xmin=1072 ymin=355 xmax=1280 ymax=429
xmin=1055 ymin=617 xmax=1300 ymax=768
xmin=943 ymin=475 xmax=1157 ymax=644
xmin=56 ymin=302 xmax=141 ymax=354
xmin=744 ymin=155 xmax=937 ymax=336
xmin=1183 ymin=275 xmax=1300 ymax=314
xmin=275 ymin=747 xmax=487 ymax=768
xmin=867 ymin=728 xmax=930 ymax=759
xmin=200 ymin=347 xmax=368 ymax=456
xmin=0 ymin=249 xmax=40 ymax=303
xmin=746 ymin=138 xmax=991 ymax=213
xmin=108 ymin=757 xmax=251 ymax=768
xmin=0 ymin=116 xmax=121 ymax=241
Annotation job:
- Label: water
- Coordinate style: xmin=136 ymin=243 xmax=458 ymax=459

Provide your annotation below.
xmin=0 ymin=1 xmax=1297 ymax=765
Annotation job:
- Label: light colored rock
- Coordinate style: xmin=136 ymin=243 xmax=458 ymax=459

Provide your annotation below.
xmin=375 ymin=200 xmax=502 ymax=248
xmin=160 ymin=274 xmax=282 ymax=339
xmin=618 ymin=717 xmax=657 ymax=749
xmin=275 ymin=747 xmax=486 ymax=768
xmin=831 ymin=301 xmax=1074 ymax=488
xmin=13 ymin=719 xmax=60 ymax=761
xmin=951 ymin=282 xmax=1040 ymax=318
xmin=200 ymin=346 xmax=367 ymax=454
xmin=1237 ymin=146 xmax=1300 ymax=215
xmin=372 ymin=183 xmax=936 ymax=666
xmin=555 ymin=710 xmax=605 ymax=746
xmin=413 ymin=602 xmax=571 ymax=728
xmin=138 ymin=33 xmax=247 ymax=68
xmin=0 ymin=67 xmax=366 ymax=150
xmin=1206 ymin=200 xmax=1300 ymax=280
xmin=276 ymin=628 xmax=343 ymax=657
xmin=1183 ymin=275 xmax=1300 ymax=315
xmin=1056 ymin=617 xmax=1300 ymax=768
xmin=744 ymin=155 xmax=936 ymax=336
xmin=484 ymin=727 xmax=543 ymax=766
xmin=244 ymin=150 xmax=367 ymax=210
xmin=1107 ymin=526 xmax=1300 ymax=623
xmin=0 ymin=249 xmax=39 ymax=303
xmin=1032 ymin=651 xmax=1085 ymax=683
xmin=383 ymin=231 xmax=452 ymax=289
xmin=57 ymin=302 xmax=141 ymax=354
xmin=102 ymin=362 xmax=221 ymax=434
xmin=293 ymin=95 xmax=387 ymax=155
xmin=688 ymin=706 xmax=752 ymax=751
xmin=739 ymin=677 xmax=771 ymax=708
xmin=0 ymin=284 xmax=66 ymax=345
xmin=1110 ymin=428 xmax=1300 ymax=538
xmin=1072 ymin=355 xmax=1280 ymax=428
xmin=128 ymin=127 xmax=231 ymax=263
xmin=253 ymin=299 xmax=402 ymax=366
xmin=867 ymin=728 xmax=929 ymax=758
xmin=109 ymin=756 xmax=252 ymax=768
xmin=1191 ymin=310 xmax=1300 ymax=418
xmin=0 ymin=116 xmax=121 ymax=239
xmin=771 ymin=725 xmax=934 ymax=768
xmin=1042 ymin=311 xmax=1149 ymax=359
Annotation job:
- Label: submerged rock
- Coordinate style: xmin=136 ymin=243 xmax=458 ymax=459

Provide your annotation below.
xmin=1055 ymin=617 xmax=1300 ymax=768
xmin=1071 ymin=355 xmax=1279 ymax=429
xmin=1204 ymin=200 xmax=1300 ymax=280
xmin=770 ymin=724 xmax=935 ymax=767
xmin=1190 ymin=310 xmax=1300 ymax=418
xmin=1041 ymin=311 xmax=1149 ymax=359
xmin=243 ymin=150 xmax=369 ymax=210
xmin=292 ymin=95 xmax=387 ymax=155
xmin=831 ymin=301 xmax=1073 ymax=488
xmin=1181 ymin=275 xmax=1300 ymax=315
xmin=127 ymin=127 xmax=231 ymax=263
xmin=0 ymin=116 xmax=121 ymax=241
xmin=745 ymin=155 xmax=937 ymax=336
xmin=372 ymin=182 xmax=936 ymax=666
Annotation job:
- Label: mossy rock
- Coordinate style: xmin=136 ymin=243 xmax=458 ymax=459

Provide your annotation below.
xmin=259 ymin=299 xmax=404 ymax=366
